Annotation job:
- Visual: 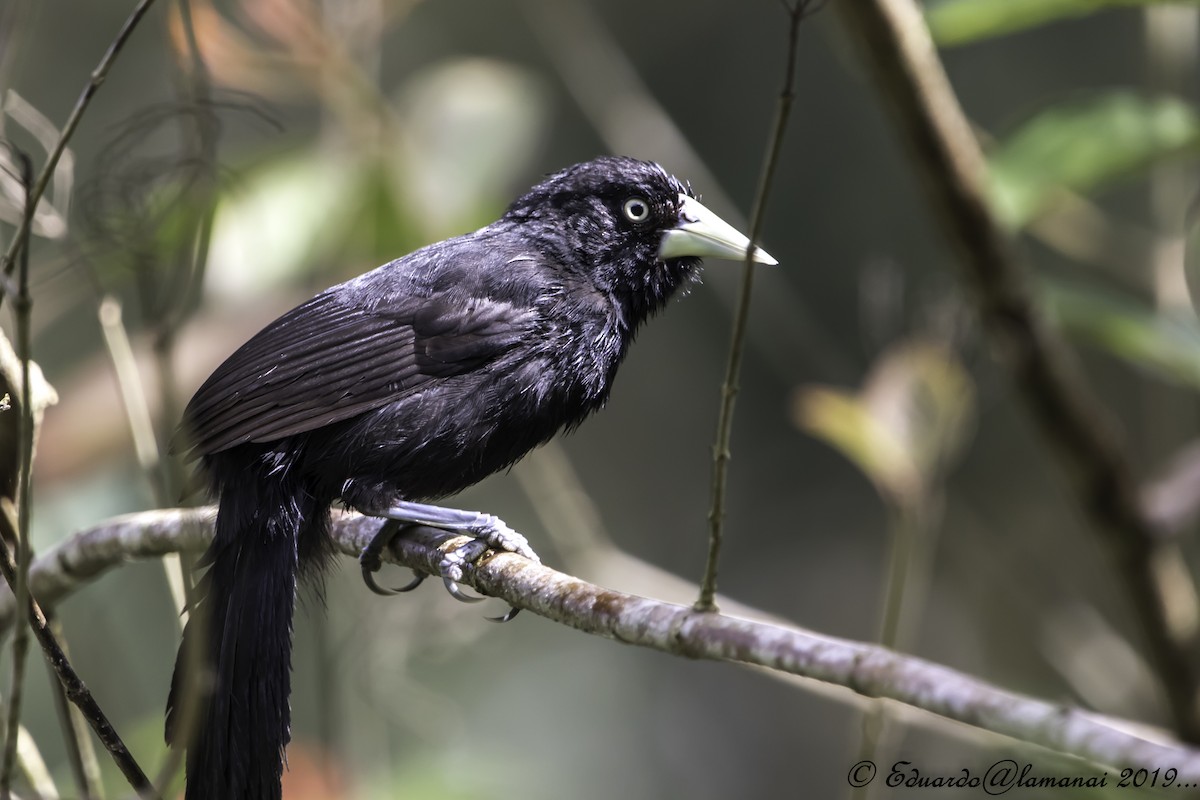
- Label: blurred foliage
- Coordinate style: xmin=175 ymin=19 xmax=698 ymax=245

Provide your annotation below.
xmin=89 ymin=57 xmax=549 ymax=303
xmin=926 ymin=0 xmax=1200 ymax=46
xmin=1041 ymin=277 xmax=1200 ymax=388
xmin=986 ymin=92 xmax=1200 ymax=230
xmin=795 ymin=340 xmax=975 ymax=506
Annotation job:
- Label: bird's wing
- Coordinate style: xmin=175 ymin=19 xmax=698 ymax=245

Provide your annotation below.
xmin=179 ymin=287 xmax=535 ymax=456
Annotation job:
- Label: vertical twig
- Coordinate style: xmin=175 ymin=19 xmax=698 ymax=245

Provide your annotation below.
xmin=98 ymin=297 xmax=167 ymax=499
xmin=160 ymin=0 xmax=219 ymax=438
xmin=46 ymin=616 xmax=102 ymax=800
xmin=853 ymin=499 xmax=941 ymax=800
xmin=149 ymin=6 xmax=222 ymax=791
xmin=158 ymin=0 xmax=221 ymax=612
xmin=0 ymin=505 xmax=157 ymax=798
xmin=0 ymin=149 xmax=33 ymax=800
xmin=698 ymin=1 xmax=811 ymax=612
xmin=98 ymin=296 xmax=191 ymax=629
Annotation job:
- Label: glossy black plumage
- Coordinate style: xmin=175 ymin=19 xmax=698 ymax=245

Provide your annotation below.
xmin=165 ymin=157 xmax=766 ymax=800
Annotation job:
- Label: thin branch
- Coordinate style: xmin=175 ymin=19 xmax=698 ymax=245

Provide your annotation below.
xmin=45 ymin=616 xmax=100 ymax=800
xmin=162 ymin=0 xmax=221 ymax=628
xmin=0 ymin=506 xmax=157 ymax=798
xmin=0 ymin=147 xmax=32 ymax=800
xmin=4 ymin=507 xmax=1200 ymax=781
xmin=98 ymin=297 xmax=166 ymax=500
xmin=834 ymin=0 xmax=1200 ymax=742
xmin=699 ymin=1 xmax=809 ymax=611
xmin=97 ymin=295 xmax=190 ymax=633
xmin=0 ymin=0 xmax=162 ymax=296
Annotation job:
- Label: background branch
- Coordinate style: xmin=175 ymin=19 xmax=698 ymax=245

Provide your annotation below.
xmin=6 ymin=507 xmax=1200 ymax=782
xmin=834 ymin=0 xmax=1200 ymax=742
xmin=0 ymin=506 xmax=156 ymax=798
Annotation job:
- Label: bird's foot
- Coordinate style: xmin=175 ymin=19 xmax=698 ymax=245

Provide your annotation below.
xmin=439 ymin=513 xmax=540 ymax=579
xmin=361 ymin=501 xmax=539 ymax=622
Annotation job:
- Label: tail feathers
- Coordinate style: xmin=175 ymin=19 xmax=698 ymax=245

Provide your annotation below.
xmin=167 ymin=483 xmax=327 ymax=800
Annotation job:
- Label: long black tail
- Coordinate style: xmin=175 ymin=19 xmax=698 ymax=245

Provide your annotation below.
xmin=166 ymin=467 xmax=327 ymax=800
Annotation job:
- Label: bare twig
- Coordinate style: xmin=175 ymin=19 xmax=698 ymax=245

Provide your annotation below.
xmin=2 ymin=508 xmax=1200 ymax=780
xmin=834 ymin=0 xmax=1200 ymax=741
xmin=45 ymin=616 xmax=101 ymax=800
xmin=98 ymin=297 xmax=166 ymax=500
xmin=699 ymin=1 xmax=810 ymax=611
xmin=97 ymin=295 xmax=190 ymax=632
xmin=0 ymin=0 xmax=163 ymax=297
xmin=0 ymin=148 xmax=33 ymax=800
xmin=0 ymin=505 xmax=157 ymax=798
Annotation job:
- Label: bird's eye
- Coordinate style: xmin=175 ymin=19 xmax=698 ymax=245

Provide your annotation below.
xmin=622 ymin=197 xmax=651 ymax=223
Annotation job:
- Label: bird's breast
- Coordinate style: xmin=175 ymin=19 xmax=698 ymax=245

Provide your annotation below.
xmin=317 ymin=313 xmax=626 ymax=502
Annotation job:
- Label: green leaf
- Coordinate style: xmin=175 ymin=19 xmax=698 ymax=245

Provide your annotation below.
xmin=987 ymin=92 xmax=1200 ymax=229
xmin=927 ymin=0 xmax=1200 ymax=47
xmin=1040 ymin=278 xmax=1200 ymax=388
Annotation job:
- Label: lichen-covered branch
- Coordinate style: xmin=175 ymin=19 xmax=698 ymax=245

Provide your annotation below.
xmin=5 ymin=507 xmax=1200 ymax=781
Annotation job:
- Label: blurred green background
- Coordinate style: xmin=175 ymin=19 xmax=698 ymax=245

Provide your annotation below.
xmin=3 ymin=0 xmax=1200 ymax=797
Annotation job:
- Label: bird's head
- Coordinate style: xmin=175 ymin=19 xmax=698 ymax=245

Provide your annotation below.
xmin=503 ymin=156 xmax=776 ymax=326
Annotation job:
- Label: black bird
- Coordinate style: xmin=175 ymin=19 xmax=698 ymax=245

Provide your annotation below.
xmin=165 ymin=156 xmax=775 ymax=800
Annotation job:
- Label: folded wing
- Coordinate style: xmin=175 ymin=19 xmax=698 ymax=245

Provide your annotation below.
xmin=179 ymin=288 xmax=534 ymax=456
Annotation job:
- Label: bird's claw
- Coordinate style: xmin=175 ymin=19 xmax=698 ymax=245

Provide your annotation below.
xmin=360 ymin=521 xmax=431 ymax=595
xmin=486 ymin=606 xmax=521 ymax=623
xmin=442 ymin=575 xmax=486 ymax=603
xmin=364 ymin=569 xmax=426 ymax=596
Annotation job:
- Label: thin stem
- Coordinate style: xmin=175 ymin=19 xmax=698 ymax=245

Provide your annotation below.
xmin=697 ymin=1 xmax=809 ymax=612
xmin=98 ymin=297 xmax=166 ymax=498
xmin=46 ymin=616 xmax=102 ymax=800
xmin=0 ymin=0 xmax=162 ymax=295
xmin=0 ymin=149 xmax=33 ymax=800
xmin=167 ymin=0 xmax=218 ymax=336
xmin=159 ymin=0 xmax=221 ymax=612
xmin=0 ymin=504 xmax=158 ymax=798
xmin=97 ymin=297 xmax=190 ymax=626
xmin=853 ymin=500 xmax=935 ymax=800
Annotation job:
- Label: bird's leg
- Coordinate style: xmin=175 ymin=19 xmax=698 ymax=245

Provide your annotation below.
xmin=379 ymin=500 xmax=540 ymax=573
xmin=361 ymin=501 xmax=540 ymax=620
